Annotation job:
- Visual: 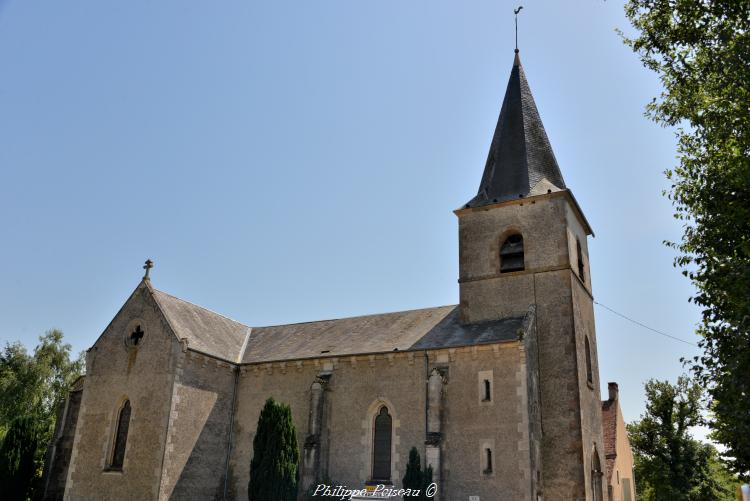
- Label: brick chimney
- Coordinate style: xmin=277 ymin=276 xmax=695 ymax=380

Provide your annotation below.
xmin=608 ymin=382 xmax=619 ymax=402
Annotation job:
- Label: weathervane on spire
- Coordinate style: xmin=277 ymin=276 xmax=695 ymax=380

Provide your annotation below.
xmin=514 ymin=6 xmax=523 ymax=53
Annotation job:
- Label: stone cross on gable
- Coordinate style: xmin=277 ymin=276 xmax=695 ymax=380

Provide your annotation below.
xmin=143 ymin=259 xmax=154 ymax=280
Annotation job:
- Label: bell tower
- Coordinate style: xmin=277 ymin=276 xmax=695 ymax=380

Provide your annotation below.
xmin=456 ymin=50 xmax=606 ymax=500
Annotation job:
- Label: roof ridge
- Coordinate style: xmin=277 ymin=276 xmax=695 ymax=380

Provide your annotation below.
xmin=152 ymin=287 xmax=457 ymax=330
xmin=237 ymin=327 xmax=253 ymax=364
xmin=253 ymin=304 xmax=457 ymax=329
xmin=152 ymin=288 xmax=250 ymax=328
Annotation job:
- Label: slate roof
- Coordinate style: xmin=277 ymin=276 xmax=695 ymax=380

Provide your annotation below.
xmin=152 ymin=289 xmax=251 ymax=363
xmin=467 ymin=51 xmax=566 ymax=207
xmin=242 ymin=306 xmax=527 ymax=364
xmin=148 ymin=286 xmax=530 ymax=364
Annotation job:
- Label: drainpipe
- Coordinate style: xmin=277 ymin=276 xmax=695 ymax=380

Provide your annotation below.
xmin=222 ymin=365 xmax=240 ymax=501
xmin=423 ymin=350 xmax=429 ymax=444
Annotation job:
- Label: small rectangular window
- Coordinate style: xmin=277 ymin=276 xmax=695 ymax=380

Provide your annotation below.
xmin=478 ymin=370 xmax=493 ymax=405
xmin=484 ymin=448 xmax=493 ymax=474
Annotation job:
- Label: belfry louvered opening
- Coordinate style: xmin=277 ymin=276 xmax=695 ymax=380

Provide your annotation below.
xmin=500 ymin=234 xmax=525 ymax=273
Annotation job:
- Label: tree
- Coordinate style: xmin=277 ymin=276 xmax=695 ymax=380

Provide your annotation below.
xmin=248 ymin=397 xmax=299 ymax=501
xmin=0 ymin=330 xmax=84 ymax=435
xmin=402 ymin=447 xmax=433 ymax=501
xmin=622 ymin=1 xmax=750 ymax=479
xmin=0 ymin=416 xmax=40 ymax=501
xmin=0 ymin=330 xmax=84 ymax=499
xmin=627 ymin=377 xmax=736 ymax=500
xmin=402 ymin=447 xmax=422 ymax=492
xmin=420 ymin=465 xmax=433 ymax=501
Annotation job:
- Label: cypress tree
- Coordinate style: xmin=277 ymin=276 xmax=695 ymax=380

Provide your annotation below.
xmin=248 ymin=398 xmax=299 ymax=501
xmin=0 ymin=415 xmax=40 ymax=501
xmin=419 ymin=465 xmax=433 ymax=501
xmin=402 ymin=447 xmax=422 ymax=492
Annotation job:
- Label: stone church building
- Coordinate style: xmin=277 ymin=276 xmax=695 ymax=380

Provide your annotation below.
xmin=43 ymin=50 xmax=632 ymax=501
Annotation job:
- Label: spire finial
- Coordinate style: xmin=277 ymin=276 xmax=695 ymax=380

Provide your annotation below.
xmin=514 ymin=6 xmax=523 ymax=52
xmin=143 ymin=259 xmax=154 ymax=280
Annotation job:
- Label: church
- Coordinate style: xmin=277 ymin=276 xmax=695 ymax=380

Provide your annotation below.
xmin=42 ymin=50 xmax=636 ymax=501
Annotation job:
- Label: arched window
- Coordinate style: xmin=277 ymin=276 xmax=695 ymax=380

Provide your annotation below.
xmin=592 ymin=447 xmax=603 ymax=501
xmin=500 ymin=234 xmax=524 ymax=273
xmin=576 ymin=238 xmax=585 ymax=283
xmin=585 ymin=337 xmax=593 ymax=385
xmin=372 ymin=406 xmax=392 ymax=482
xmin=110 ymin=400 xmax=131 ymax=470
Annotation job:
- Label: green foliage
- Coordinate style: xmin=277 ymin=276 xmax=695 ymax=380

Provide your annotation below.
xmin=402 ymin=447 xmax=422 ymax=492
xmin=627 ymin=377 xmax=737 ymax=500
xmin=0 ymin=330 xmax=83 ymax=500
xmin=420 ymin=465 xmax=433 ymax=501
xmin=248 ymin=397 xmax=299 ymax=501
xmin=302 ymin=474 xmax=341 ymax=499
xmin=401 ymin=447 xmax=433 ymax=501
xmin=0 ymin=330 xmax=84 ymax=433
xmin=0 ymin=416 xmax=41 ymax=501
xmin=622 ymin=0 xmax=750 ymax=479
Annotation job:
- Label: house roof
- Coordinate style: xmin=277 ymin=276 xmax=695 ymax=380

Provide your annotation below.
xmin=467 ymin=51 xmax=566 ymax=208
xmin=146 ymin=284 xmax=530 ymax=364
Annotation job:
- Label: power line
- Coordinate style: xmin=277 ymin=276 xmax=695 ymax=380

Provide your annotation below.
xmin=593 ymin=300 xmax=698 ymax=347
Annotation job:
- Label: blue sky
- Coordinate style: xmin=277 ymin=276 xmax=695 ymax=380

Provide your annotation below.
xmin=0 ymin=1 xmax=703 ymax=427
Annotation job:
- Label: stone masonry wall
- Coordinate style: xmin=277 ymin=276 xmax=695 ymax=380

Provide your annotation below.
xmin=457 ymin=194 xmax=602 ymax=500
xmin=522 ymin=310 xmax=543 ymax=500
xmin=229 ymin=344 xmax=531 ymax=501
xmin=567 ymin=201 xmax=607 ymax=501
xmin=439 ymin=343 xmax=530 ymax=500
xmin=159 ymin=350 xmax=237 ymax=500
xmin=65 ymin=284 xmax=178 ymax=501
xmin=43 ymin=386 xmax=83 ymax=500
xmin=458 ymin=195 xmax=570 ymax=324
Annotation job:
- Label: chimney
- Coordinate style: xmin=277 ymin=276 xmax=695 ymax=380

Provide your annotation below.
xmin=608 ymin=382 xmax=619 ymax=402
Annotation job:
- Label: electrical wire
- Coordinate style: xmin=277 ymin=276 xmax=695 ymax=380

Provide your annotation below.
xmin=593 ymin=300 xmax=698 ymax=347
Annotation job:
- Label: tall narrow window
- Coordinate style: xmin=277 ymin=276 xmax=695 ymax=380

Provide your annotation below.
xmin=372 ymin=406 xmax=392 ymax=482
xmin=576 ymin=238 xmax=586 ymax=283
xmin=585 ymin=337 xmax=593 ymax=385
xmin=483 ymin=380 xmax=491 ymax=402
xmin=592 ymin=448 xmax=603 ymax=501
xmin=484 ymin=448 xmax=493 ymax=474
xmin=110 ymin=400 xmax=131 ymax=470
xmin=500 ymin=234 xmax=524 ymax=272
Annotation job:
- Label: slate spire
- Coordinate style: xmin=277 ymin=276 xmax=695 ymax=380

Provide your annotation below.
xmin=467 ymin=51 xmax=566 ymax=207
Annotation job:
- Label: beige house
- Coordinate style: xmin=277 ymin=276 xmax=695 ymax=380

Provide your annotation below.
xmin=601 ymin=383 xmax=637 ymax=501
xmin=42 ymin=50 xmax=633 ymax=501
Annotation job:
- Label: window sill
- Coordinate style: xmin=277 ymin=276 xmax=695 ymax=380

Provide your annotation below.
xmin=102 ymin=468 xmax=123 ymax=474
xmin=366 ymin=479 xmax=392 ymax=487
